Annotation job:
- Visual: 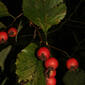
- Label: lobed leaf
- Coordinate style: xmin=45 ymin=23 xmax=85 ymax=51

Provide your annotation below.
xmin=23 ymin=0 xmax=66 ymax=32
xmin=0 ymin=22 xmax=7 ymax=29
xmin=16 ymin=43 xmax=46 ymax=85
xmin=0 ymin=45 xmax=12 ymax=70
xmin=0 ymin=1 xmax=10 ymax=17
xmin=63 ymin=69 xmax=85 ymax=85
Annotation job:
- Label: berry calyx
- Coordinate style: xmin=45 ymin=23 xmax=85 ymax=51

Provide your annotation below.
xmin=37 ymin=47 xmax=50 ymax=61
xmin=8 ymin=27 xmax=17 ymax=37
xmin=66 ymin=58 xmax=79 ymax=70
xmin=45 ymin=69 xmax=56 ymax=78
xmin=46 ymin=77 xmax=56 ymax=85
xmin=45 ymin=57 xmax=59 ymax=70
xmin=0 ymin=32 xmax=8 ymax=44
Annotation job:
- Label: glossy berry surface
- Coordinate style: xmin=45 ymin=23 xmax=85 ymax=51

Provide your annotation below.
xmin=0 ymin=32 xmax=8 ymax=44
xmin=49 ymin=70 xmax=56 ymax=78
xmin=46 ymin=77 xmax=56 ymax=85
xmin=45 ymin=57 xmax=59 ymax=69
xmin=8 ymin=27 xmax=17 ymax=37
xmin=37 ymin=47 xmax=50 ymax=60
xmin=45 ymin=69 xmax=56 ymax=78
xmin=66 ymin=58 xmax=79 ymax=70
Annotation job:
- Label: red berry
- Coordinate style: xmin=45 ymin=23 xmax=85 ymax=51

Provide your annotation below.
xmin=45 ymin=69 xmax=56 ymax=78
xmin=66 ymin=58 xmax=79 ymax=70
xmin=8 ymin=27 xmax=17 ymax=37
xmin=49 ymin=70 xmax=56 ymax=78
xmin=0 ymin=32 xmax=8 ymax=44
xmin=45 ymin=57 xmax=59 ymax=69
xmin=37 ymin=47 xmax=50 ymax=60
xmin=46 ymin=77 xmax=56 ymax=85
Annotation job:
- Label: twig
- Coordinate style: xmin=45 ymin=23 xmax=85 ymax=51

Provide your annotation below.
xmin=35 ymin=27 xmax=43 ymax=43
xmin=31 ymin=23 xmax=43 ymax=43
xmin=68 ymin=19 xmax=85 ymax=25
xmin=72 ymin=31 xmax=80 ymax=46
xmin=33 ymin=24 xmax=71 ymax=58
xmin=8 ymin=13 xmax=23 ymax=27
xmin=48 ymin=44 xmax=71 ymax=58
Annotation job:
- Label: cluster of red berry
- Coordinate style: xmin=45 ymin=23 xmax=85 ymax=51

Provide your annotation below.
xmin=37 ymin=47 xmax=79 ymax=85
xmin=37 ymin=47 xmax=58 ymax=85
xmin=0 ymin=27 xmax=17 ymax=44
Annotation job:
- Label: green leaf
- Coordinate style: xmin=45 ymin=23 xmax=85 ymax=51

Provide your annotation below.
xmin=0 ymin=45 xmax=12 ymax=70
xmin=1 ymin=77 xmax=8 ymax=85
xmin=16 ymin=43 xmax=46 ymax=85
xmin=0 ymin=22 xmax=7 ymax=29
xmin=0 ymin=1 xmax=11 ymax=17
xmin=63 ymin=69 xmax=85 ymax=85
xmin=23 ymin=0 xmax=66 ymax=32
xmin=15 ymin=21 xmax=23 ymax=42
xmin=31 ymin=61 xmax=46 ymax=85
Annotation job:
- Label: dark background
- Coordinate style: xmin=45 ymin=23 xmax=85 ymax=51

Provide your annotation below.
xmin=0 ymin=0 xmax=85 ymax=85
